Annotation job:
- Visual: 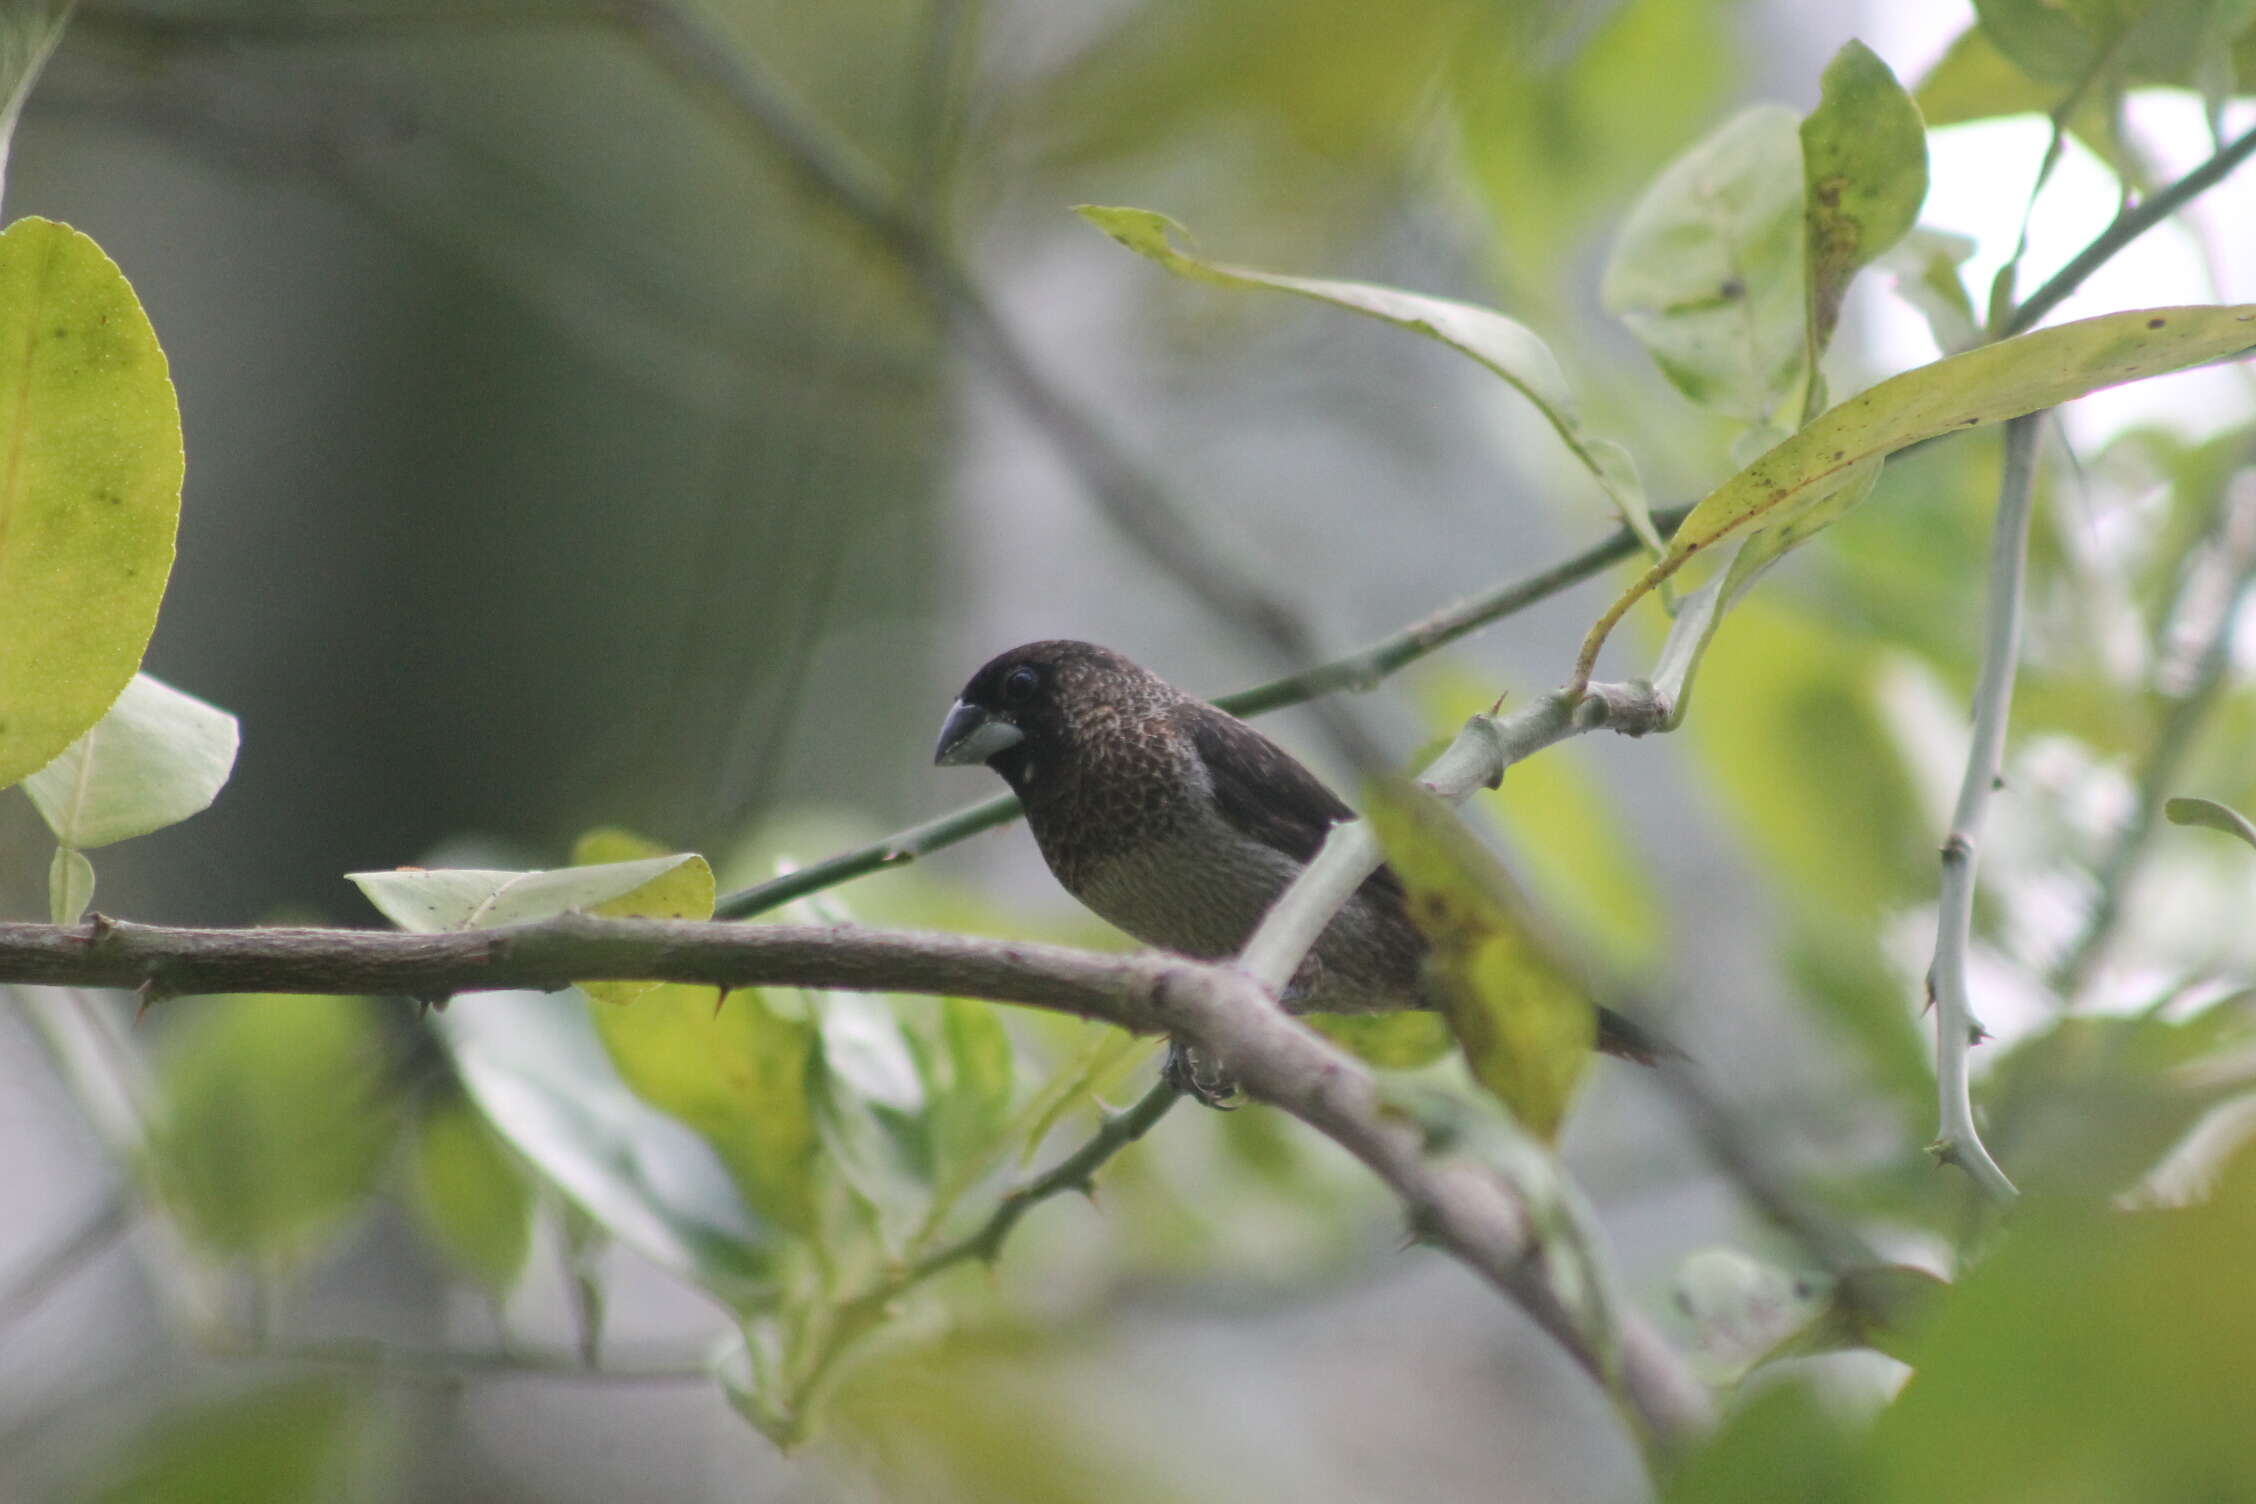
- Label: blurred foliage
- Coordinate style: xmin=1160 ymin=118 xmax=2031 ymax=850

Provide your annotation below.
xmin=144 ymin=992 xmax=397 ymax=1261
xmin=81 ymin=1380 xmax=366 ymax=1504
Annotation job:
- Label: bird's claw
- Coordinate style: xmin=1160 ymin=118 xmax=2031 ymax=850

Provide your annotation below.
xmin=1162 ymin=1037 xmax=1243 ymax=1110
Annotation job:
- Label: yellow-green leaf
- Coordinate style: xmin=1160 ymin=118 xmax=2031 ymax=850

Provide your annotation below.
xmin=1800 ymin=41 xmax=1928 ymax=384
xmin=146 ymin=994 xmax=396 ymax=1261
xmin=408 ymin=1094 xmax=534 ymax=1294
xmin=0 ymin=219 xmax=183 ymax=790
xmin=1077 ymin=203 xmax=1662 ymax=555
xmin=1579 ymin=303 xmax=2256 ymax=683
xmin=589 ymin=983 xmax=820 ymax=1236
xmin=2165 ymin=795 xmax=2256 ymax=852
xmin=571 ymin=826 xmax=717 ymax=1006
xmin=1365 ymin=786 xmax=1593 ymax=1141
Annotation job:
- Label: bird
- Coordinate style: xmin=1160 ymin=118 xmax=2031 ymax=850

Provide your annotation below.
xmin=932 ymin=640 xmax=1666 ymax=1098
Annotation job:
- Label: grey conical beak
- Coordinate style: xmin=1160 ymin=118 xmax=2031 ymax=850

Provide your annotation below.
xmin=933 ymin=700 xmax=1025 ymax=766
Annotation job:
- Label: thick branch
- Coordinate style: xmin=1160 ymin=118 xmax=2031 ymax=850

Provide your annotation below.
xmin=0 ymin=914 xmax=1166 ymax=1027
xmin=0 ymin=908 xmax=1708 ymax=1446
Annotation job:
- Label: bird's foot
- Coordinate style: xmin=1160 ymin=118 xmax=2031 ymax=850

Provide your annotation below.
xmin=1161 ymin=1036 xmax=1243 ymax=1110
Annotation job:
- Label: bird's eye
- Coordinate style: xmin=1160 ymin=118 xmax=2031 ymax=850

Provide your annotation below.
xmin=1002 ymin=665 xmax=1040 ymax=703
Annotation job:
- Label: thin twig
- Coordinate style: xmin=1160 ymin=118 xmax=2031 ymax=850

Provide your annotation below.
xmin=715 ymin=511 xmax=1677 ymax=920
xmin=777 ymin=1076 xmax=1180 ymax=1430
xmin=1924 ymin=415 xmax=2041 ymax=1207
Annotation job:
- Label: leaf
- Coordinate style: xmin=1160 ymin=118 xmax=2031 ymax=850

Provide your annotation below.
xmin=588 ymin=983 xmax=821 ymax=1237
xmin=1872 ymin=1159 xmax=2256 ymax=1499
xmin=929 ymin=997 xmax=1017 ymax=1175
xmin=568 ymin=827 xmax=717 ymax=1006
xmin=87 ymin=1380 xmax=361 ymax=1504
xmin=1579 ymin=303 xmax=2256 ymax=680
xmin=1886 ymin=227 xmax=1981 ymax=357
xmin=1365 ymin=786 xmax=1593 ymax=1141
xmin=1650 ymin=456 xmax=1885 ymax=725
xmin=2165 ymin=795 xmax=2256 ymax=852
xmin=348 ymin=853 xmax=706 ymax=934
xmin=1076 ymin=203 xmax=1662 ymax=554
xmin=48 ymin=842 xmax=93 ymax=925
xmin=21 ymin=673 xmax=238 ymax=847
xmin=145 ymin=994 xmax=397 ymax=1261
xmin=1601 ymin=105 xmax=1810 ymax=422
xmin=1800 ymin=42 xmax=1928 ymax=393
xmin=408 ymin=1093 xmax=535 ymax=1294
xmin=431 ymin=987 xmax=776 ymax=1308
xmin=0 ymin=219 xmax=184 ymax=791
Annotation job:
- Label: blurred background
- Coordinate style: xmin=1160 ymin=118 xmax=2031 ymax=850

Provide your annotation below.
xmin=3 ymin=0 xmax=2255 ymax=1499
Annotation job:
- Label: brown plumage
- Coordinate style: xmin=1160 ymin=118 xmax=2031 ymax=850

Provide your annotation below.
xmin=934 ymin=641 xmax=1665 ymax=1063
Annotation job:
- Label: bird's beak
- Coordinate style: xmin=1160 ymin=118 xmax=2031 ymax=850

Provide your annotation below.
xmin=933 ymin=700 xmax=1024 ymax=766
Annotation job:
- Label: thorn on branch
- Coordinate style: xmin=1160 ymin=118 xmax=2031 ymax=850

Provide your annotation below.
xmin=1968 ymin=1020 xmax=1992 ymax=1046
xmin=133 ymin=979 xmax=174 ymax=1019
xmin=712 ymin=987 xmax=731 ymax=1018
xmin=413 ymin=992 xmax=453 ymax=1016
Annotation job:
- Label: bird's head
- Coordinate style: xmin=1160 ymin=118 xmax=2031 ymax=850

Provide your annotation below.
xmin=933 ymin=640 xmax=1169 ymax=790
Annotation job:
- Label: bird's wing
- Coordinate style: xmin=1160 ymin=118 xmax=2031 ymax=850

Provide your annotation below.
xmin=1181 ymin=707 xmax=1410 ymax=903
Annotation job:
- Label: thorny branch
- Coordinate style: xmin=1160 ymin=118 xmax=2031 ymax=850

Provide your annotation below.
xmin=0 ymin=889 xmax=1711 ymax=1451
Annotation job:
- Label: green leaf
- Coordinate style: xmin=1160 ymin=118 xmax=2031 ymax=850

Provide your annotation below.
xmin=1581 ymin=303 xmax=2256 ymax=676
xmin=1365 ymin=786 xmax=1593 ymax=1141
xmin=1601 ymin=105 xmax=1810 ymax=422
xmin=929 ymin=997 xmax=1017 ymax=1176
xmin=348 ymin=852 xmax=706 ymax=933
xmin=1666 ymin=1376 xmax=1871 ymax=1503
xmin=1885 ymin=227 xmax=1981 ymax=357
xmin=0 ymin=219 xmax=183 ymax=791
xmin=1872 ymin=1159 xmax=2256 ymax=1499
xmin=408 ymin=1093 xmax=535 ymax=1294
xmin=1076 ymin=204 xmax=1662 ymax=554
xmin=1307 ymin=1011 xmax=1456 ymax=1069
xmin=432 ymin=987 xmax=776 ymax=1307
xmin=146 ymin=994 xmax=396 ymax=1261
xmin=1800 ymin=42 xmax=1928 ymax=396
xmin=568 ymin=827 xmax=717 ymax=1007
xmin=87 ymin=1380 xmax=362 ymax=1504
xmin=589 ymin=983 xmax=821 ymax=1237
xmin=21 ymin=672 xmax=238 ymax=847
xmin=48 ymin=842 xmax=93 ymax=925
xmin=2165 ymin=795 xmax=2256 ymax=852
xmin=1687 ymin=599 xmax=1927 ymax=922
